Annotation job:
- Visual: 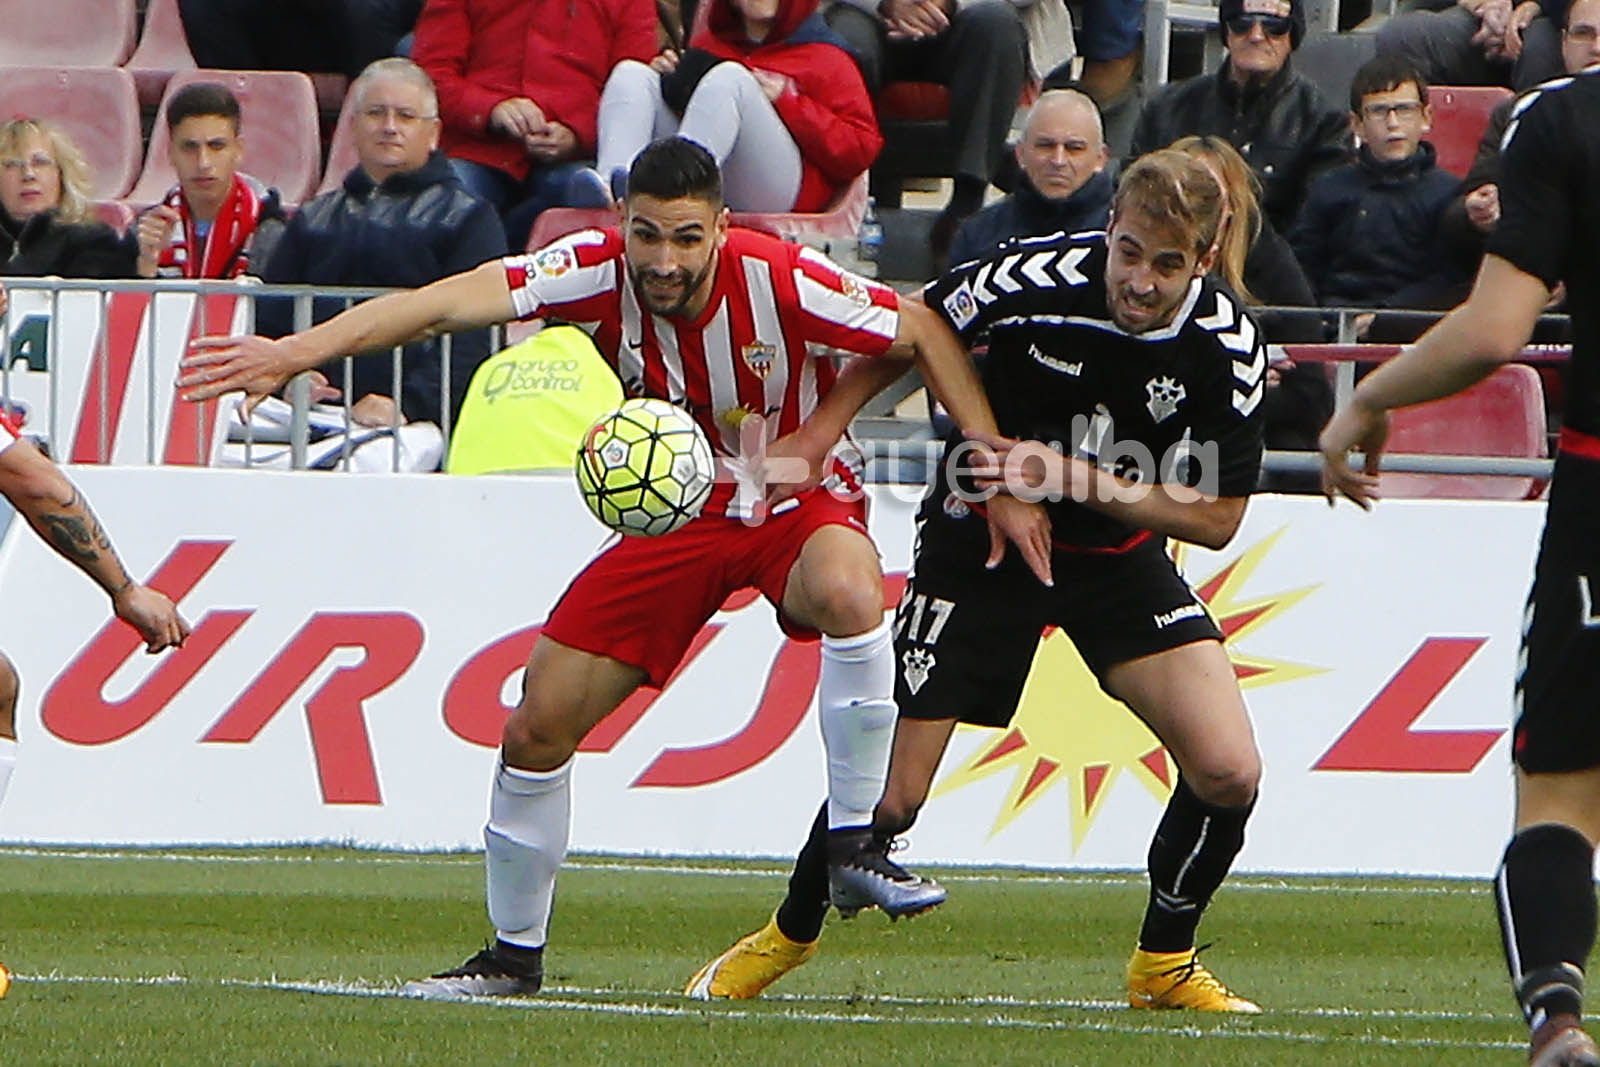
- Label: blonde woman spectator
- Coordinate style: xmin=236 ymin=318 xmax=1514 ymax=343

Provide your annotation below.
xmin=0 ymin=120 xmax=135 ymax=279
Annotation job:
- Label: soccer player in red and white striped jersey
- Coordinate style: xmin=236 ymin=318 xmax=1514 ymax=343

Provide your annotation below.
xmin=181 ymin=139 xmax=1053 ymax=1000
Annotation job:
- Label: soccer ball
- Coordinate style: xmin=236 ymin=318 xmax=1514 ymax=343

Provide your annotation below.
xmin=575 ymin=398 xmax=715 ymax=536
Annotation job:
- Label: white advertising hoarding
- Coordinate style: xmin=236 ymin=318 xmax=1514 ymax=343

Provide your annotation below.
xmin=0 ymin=468 xmax=1539 ymax=876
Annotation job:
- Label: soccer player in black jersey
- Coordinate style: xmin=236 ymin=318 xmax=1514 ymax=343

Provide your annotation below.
xmin=1321 ymin=66 xmax=1600 ymax=1067
xmin=688 ymin=149 xmax=1271 ymax=1011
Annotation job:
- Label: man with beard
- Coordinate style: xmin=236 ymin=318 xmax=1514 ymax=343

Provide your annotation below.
xmin=687 ymin=149 xmax=1269 ymax=1011
xmin=178 ymin=136 xmax=1053 ymax=1000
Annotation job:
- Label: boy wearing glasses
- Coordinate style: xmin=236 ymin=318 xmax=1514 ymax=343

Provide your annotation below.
xmin=1129 ymin=0 xmax=1350 ymax=234
xmin=1288 ymin=55 xmax=1468 ymax=312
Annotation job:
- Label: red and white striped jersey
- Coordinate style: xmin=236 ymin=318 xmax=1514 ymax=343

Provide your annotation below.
xmin=502 ymin=227 xmax=901 ymax=460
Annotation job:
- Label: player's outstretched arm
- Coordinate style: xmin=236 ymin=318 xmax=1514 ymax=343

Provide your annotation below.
xmin=0 ymin=439 xmax=189 ymax=652
xmin=896 ymin=299 xmax=1053 ymax=586
xmin=1318 ymin=255 xmax=1549 ymax=509
xmin=763 ymin=355 xmax=911 ymax=503
xmin=179 ymin=259 xmax=519 ymax=406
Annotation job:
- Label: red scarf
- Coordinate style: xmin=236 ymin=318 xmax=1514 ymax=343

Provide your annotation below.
xmin=156 ymin=173 xmax=267 ymax=279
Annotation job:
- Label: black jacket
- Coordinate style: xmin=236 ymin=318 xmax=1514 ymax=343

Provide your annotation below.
xmin=947 ymin=168 xmax=1114 ymax=266
xmin=1288 ymin=141 xmax=1467 ymax=309
xmin=0 ymin=207 xmax=135 ymax=279
xmin=1130 ymin=59 xmax=1352 ymax=234
xmin=260 ymin=150 xmax=508 ymax=428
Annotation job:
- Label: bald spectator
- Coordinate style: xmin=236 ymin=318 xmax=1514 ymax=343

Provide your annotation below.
xmin=259 ymin=59 xmax=506 ymax=434
xmin=1129 ymin=0 xmax=1351 ymax=234
xmin=948 ymin=88 xmax=1113 ymax=266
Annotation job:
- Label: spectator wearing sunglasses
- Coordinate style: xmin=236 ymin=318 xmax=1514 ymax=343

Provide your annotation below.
xmin=1288 ymin=55 xmax=1469 ymax=312
xmin=1128 ymin=0 xmax=1351 ymax=234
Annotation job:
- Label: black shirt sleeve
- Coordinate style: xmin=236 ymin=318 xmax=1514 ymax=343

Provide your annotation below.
xmin=922 ymin=236 xmax=1099 ymax=346
xmin=1486 ymin=86 xmax=1576 ymax=289
xmin=1185 ymin=298 xmax=1267 ymax=498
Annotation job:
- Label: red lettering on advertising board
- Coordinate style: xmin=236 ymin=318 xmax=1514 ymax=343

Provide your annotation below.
xmin=70 ymin=292 xmax=150 ymax=464
xmin=1314 ymin=637 xmax=1505 ymax=773
xmin=41 ymin=540 xmax=250 ymax=745
xmin=202 ymin=613 xmax=424 ymax=804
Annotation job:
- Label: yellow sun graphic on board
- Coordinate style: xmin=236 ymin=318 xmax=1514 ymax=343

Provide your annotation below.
xmin=930 ymin=527 xmax=1323 ymax=848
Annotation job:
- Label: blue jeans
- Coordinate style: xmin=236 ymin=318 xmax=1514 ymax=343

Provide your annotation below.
xmin=448 ymin=157 xmax=593 ymax=252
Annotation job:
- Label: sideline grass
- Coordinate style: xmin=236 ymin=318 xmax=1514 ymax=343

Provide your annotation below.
xmin=0 ymin=848 xmax=1520 ymax=1065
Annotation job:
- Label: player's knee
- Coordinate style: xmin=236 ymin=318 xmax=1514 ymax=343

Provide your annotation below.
xmin=500 ymin=705 xmax=580 ymax=772
xmin=0 ymin=652 xmax=17 ymax=738
xmin=807 ymin=568 xmax=885 ymax=636
xmin=1187 ymin=759 xmax=1260 ymax=810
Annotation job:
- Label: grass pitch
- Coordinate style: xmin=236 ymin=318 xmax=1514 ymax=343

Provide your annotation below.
xmin=0 ymin=848 xmax=1521 ymax=1065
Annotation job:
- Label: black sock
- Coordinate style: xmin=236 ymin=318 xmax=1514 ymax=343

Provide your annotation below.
xmin=775 ymin=801 xmax=831 ymax=944
xmin=491 ymin=938 xmax=544 ymax=975
xmin=1496 ymin=823 xmax=1597 ymax=1025
xmin=944 ymin=175 xmax=987 ymax=220
xmin=1138 ymin=776 xmax=1255 ymax=953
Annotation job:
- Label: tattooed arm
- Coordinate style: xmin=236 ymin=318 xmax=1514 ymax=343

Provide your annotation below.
xmin=0 ymin=438 xmax=189 ymax=652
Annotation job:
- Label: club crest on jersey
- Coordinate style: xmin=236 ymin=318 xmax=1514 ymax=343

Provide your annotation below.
xmin=942 ymin=281 xmax=978 ymax=329
xmin=1145 ymin=376 xmax=1186 ymax=422
xmin=535 ymin=246 xmax=575 ymax=277
xmin=840 ymin=272 xmax=873 ymax=308
xmin=741 ymin=342 xmax=777 ymax=380
xmin=902 ymin=647 xmax=936 ymax=695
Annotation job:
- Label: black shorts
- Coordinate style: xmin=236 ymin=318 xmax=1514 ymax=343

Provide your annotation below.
xmin=894 ymin=523 xmax=1224 ymax=728
xmin=1514 ymin=454 xmax=1600 ymax=773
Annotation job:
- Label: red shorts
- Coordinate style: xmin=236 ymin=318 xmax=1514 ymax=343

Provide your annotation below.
xmin=542 ymin=490 xmax=873 ymax=686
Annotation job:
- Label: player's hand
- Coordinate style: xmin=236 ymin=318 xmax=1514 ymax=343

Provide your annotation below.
xmin=761 ymin=429 xmax=828 ymax=506
xmin=181 ymin=334 xmax=302 ymax=409
xmin=490 ymin=97 xmax=547 ymax=140
xmin=135 ymin=205 xmax=181 ymax=277
xmin=984 ymin=494 xmax=1053 ymax=587
xmin=1318 ymin=399 xmax=1388 ymax=510
xmin=1465 ymin=183 xmax=1501 ymax=232
xmin=112 ymin=584 xmax=190 ymax=653
xmin=651 ymin=48 xmax=680 ymax=73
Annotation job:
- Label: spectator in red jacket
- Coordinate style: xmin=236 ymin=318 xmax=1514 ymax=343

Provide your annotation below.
xmin=588 ymin=0 xmax=881 ymax=212
xmin=412 ymin=0 xmax=659 ymax=246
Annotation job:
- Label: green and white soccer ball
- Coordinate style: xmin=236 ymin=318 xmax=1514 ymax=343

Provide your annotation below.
xmin=575 ymin=398 xmax=716 ymax=536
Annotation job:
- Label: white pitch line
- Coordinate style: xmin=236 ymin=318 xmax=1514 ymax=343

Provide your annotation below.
xmin=8 ymin=971 xmax=1522 ymax=1051
xmin=10 ymin=972 xmax=1512 ymax=1029
xmin=0 ymin=848 xmax=1488 ymax=897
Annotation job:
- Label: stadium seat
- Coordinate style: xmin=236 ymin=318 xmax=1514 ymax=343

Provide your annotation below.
xmin=129 ymin=70 xmax=323 ymax=208
xmin=0 ymin=67 xmax=142 ymax=200
xmin=124 ymin=0 xmax=197 ymax=108
xmin=1427 ymin=85 xmax=1513 ymax=178
xmin=315 ymin=86 xmax=362 ymax=197
xmin=1383 ymin=363 xmax=1547 ymax=500
xmin=870 ymin=82 xmax=1039 ymax=209
xmin=0 ymin=0 xmax=137 ymax=68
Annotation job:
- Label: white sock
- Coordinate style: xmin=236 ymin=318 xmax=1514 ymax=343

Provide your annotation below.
xmin=484 ymin=759 xmax=571 ymax=949
xmin=0 ymin=737 xmax=15 ymax=811
xmin=819 ymin=619 xmax=897 ymax=830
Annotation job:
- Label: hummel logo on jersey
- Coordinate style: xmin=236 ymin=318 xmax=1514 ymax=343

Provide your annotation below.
xmin=1145 ymin=376 xmax=1186 ymax=422
xmin=902 ymin=647 xmax=936 ymax=694
xmin=1030 ymin=344 xmax=1082 ymax=376
xmin=1153 ymin=603 xmax=1206 ymax=629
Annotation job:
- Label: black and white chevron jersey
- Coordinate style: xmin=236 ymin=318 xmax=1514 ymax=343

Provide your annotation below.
xmin=922 ymin=230 xmax=1266 ymax=550
xmin=1487 ymin=66 xmax=1600 ymax=440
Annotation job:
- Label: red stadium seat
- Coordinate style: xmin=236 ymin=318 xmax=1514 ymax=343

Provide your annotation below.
xmin=0 ymin=0 xmax=137 ymax=67
xmin=129 ymin=70 xmax=323 ymax=208
xmin=1383 ymin=363 xmax=1547 ymax=500
xmin=1427 ymin=85 xmax=1513 ymax=179
xmin=0 ymin=67 xmax=142 ymax=200
xmin=124 ymin=0 xmax=198 ymax=108
xmin=315 ymin=86 xmax=363 ymax=197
